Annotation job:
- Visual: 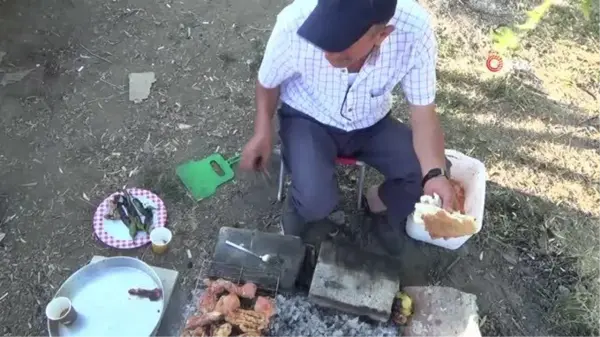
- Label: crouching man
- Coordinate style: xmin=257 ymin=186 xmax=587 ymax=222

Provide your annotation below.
xmin=239 ymin=0 xmax=458 ymax=255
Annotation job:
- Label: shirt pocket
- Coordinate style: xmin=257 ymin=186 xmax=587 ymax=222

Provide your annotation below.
xmin=369 ymin=87 xmax=387 ymax=98
xmin=366 ymin=68 xmax=397 ymax=98
xmin=366 ymin=88 xmax=389 ymax=112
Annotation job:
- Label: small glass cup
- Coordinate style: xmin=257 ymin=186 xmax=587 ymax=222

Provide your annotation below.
xmin=150 ymin=227 xmax=172 ymax=254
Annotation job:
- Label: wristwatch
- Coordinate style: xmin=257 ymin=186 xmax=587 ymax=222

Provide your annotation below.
xmin=422 ymin=168 xmax=449 ymax=187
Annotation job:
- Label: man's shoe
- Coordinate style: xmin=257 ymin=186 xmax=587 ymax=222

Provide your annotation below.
xmin=363 ymin=198 xmax=403 ymax=256
xmin=280 ymin=194 xmax=307 ymax=237
xmin=372 ymin=216 xmax=403 ymax=256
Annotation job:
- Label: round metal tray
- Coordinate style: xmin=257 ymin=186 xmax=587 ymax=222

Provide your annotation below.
xmin=48 ymin=256 xmax=165 ymax=337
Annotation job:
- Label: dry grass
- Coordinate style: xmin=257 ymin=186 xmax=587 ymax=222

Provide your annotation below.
xmin=427 ymin=0 xmax=599 ymax=334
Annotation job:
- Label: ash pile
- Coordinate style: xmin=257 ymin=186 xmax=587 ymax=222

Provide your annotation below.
xmin=269 ymin=294 xmax=398 ymax=337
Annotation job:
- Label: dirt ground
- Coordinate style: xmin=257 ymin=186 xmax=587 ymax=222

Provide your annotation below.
xmin=0 ymin=0 xmax=598 ymax=335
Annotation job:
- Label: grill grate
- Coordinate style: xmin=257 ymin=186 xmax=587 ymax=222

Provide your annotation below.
xmin=194 ymin=258 xmax=281 ymax=297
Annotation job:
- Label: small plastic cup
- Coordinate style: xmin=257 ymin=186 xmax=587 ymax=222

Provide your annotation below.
xmin=46 ymin=297 xmax=77 ymax=325
xmin=150 ymin=227 xmax=172 ymax=254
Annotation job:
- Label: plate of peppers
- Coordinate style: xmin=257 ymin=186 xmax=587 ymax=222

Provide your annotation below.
xmin=93 ymin=188 xmax=167 ymax=249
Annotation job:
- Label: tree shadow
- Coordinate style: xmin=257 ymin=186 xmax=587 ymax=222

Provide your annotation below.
xmin=440 ymin=105 xmax=599 ymax=153
xmin=430 ymin=68 xmax=600 ymax=248
xmin=356 ymin=180 xmax=599 ymax=336
xmin=429 ymin=69 xmax=599 ymax=188
xmin=439 ymin=111 xmax=598 ymax=186
xmin=386 ymin=65 xmax=599 ymax=335
xmin=542 ymin=5 xmax=600 ymax=44
xmin=392 ymin=69 xmax=600 ymax=335
xmin=473 ymin=182 xmax=598 ymax=336
xmin=436 ymin=69 xmax=599 ymax=132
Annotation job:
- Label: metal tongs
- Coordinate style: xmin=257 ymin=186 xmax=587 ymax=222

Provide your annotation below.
xmin=254 ymin=156 xmax=272 ymax=187
xmin=258 ymin=169 xmax=272 ymax=187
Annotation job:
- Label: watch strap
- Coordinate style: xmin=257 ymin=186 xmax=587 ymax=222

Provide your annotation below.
xmin=422 ymin=168 xmax=448 ymax=187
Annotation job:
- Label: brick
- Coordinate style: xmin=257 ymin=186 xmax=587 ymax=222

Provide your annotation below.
xmin=308 ymin=240 xmax=399 ymax=322
xmin=403 ymin=286 xmax=481 ymax=337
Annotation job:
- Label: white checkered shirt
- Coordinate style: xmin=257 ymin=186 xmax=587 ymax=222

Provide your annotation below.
xmin=257 ymin=0 xmax=437 ymax=131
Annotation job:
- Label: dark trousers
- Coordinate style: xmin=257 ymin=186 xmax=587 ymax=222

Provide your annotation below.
xmin=278 ymin=103 xmax=425 ymax=229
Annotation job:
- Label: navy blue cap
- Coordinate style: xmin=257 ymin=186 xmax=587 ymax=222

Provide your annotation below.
xmin=297 ymin=0 xmax=397 ymax=53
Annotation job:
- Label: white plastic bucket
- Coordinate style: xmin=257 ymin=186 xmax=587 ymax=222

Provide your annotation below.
xmin=406 ymin=149 xmax=488 ymax=250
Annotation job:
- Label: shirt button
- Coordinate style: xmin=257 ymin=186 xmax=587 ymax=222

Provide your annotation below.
xmin=341 ymin=69 xmax=346 ymax=73
xmin=348 ymin=108 xmax=353 ymax=112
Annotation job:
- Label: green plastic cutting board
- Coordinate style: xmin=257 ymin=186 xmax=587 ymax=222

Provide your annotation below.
xmin=176 ymin=153 xmax=240 ymax=200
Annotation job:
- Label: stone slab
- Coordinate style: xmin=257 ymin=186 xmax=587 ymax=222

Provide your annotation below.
xmin=90 ymin=255 xmax=179 ymax=337
xmin=403 ymin=286 xmax=481 ymax=337
xmin=308 ymin=240 xmax=399 ymax=322
xmin=211 ymin=226 xmax=305 ymax=290
xmin=128 ymin=72 xmax=156 ymax=103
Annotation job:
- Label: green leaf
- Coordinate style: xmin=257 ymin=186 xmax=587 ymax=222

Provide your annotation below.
xmin=516 ymin=0 xmax=553 ymax=31
xmin=491 ymin=27 xmax=521 ymax=52
xmin=129 ymin=221 xmax=138 ymax=238
xmin=581 ymin=0 xmax=592 ymax=19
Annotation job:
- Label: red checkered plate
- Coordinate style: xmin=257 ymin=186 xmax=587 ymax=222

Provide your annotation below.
xmin=93 ymin=188 xmax=167 ymax=249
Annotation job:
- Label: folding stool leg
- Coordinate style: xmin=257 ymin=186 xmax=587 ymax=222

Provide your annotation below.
xmin=277 ymin=157 xmax=285 ymax=202
xmin=357 ymin=164 xmax=366 ymax=209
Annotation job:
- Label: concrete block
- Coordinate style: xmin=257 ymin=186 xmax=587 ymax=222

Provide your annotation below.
xmin=308 ymin=240 xmax=399 ymax=322
xmin=403 ymin=286 xmax=481 ymax=337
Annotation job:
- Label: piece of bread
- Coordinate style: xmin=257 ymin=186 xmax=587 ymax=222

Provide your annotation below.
xmin=413 ymin=193 xmax=477 ymax=240
xmin=422 ymin=210 xmax=477 ymax=240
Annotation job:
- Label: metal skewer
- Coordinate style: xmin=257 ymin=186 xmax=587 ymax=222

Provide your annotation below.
xmin=225 ymin=240 xmax=272 ymax=263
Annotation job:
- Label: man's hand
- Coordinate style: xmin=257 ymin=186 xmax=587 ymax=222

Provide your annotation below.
xmin=409 ymin=103 xmax=457 ymax=211
xmin=240 ymin=132 xmax=272 ymax=172
xmin=423 ymin=176 xmax=457 ymax=211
